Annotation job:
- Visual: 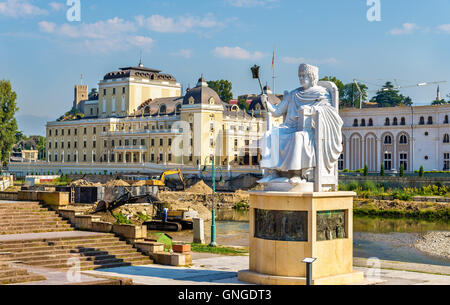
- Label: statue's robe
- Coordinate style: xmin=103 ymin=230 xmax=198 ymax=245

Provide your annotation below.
xmin=260 ymin=86 xmax=343 ymax=173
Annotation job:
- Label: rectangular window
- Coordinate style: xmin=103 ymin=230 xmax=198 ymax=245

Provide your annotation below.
xmin=74 ymin=141 xmax=77 ymax=148
xmin=159 ymin=154 xmax=163 ymax=162
xmin=103 ymin=89 xmax=106 ymax=95
xmin=168 ymin=154 xmax=172 ymax=162
xmin=93 ymin=154 xmax=96 ymax=162
xmin=83 ymin=141 xmax=87 ymax=148
xmin=444 ymin=153 xmax=450 ymax=171
xmin=133 ymin=139 xmax=137 ymax=146
xmin=338 ymin=154 xmax=344 ymax=170
xmin=384 ymin=153 xmax=392 ymax=170
xmin=49 ymin=130 xmax=52 ymax=136
xmin=93 ymin=127 xmax=96 ymax=134
xmin=141 ymin=139 xmax=145 ymax=146
xmin=55 ymin=129 xmax=58 ymax=136
xmin=122 ymin=87 xmax=126 ymax=94
xmin=83 ymin=154 xmax=87 ymax=162
xmin=61 ymin=142 xmax=64 ymax=149
xmin=113 ymin=88 xmax=116 ymax=95
xmin=68 ymin=142 xmax=71 ymax=149
xmin=93 ymin=141 xmax=96 ymax=148
xmin=119 ymin=140 xmax=122 ymax=146
xmin=400 ymin=153 xmax=408 ymax=171
xmin=49 ymin=142 xmax=52 ymax=149
xmin=62 ymin=129 xmax=64 ymax=136
xmin=104 ymin=140 xmax=107 ymax=148
xmin=151 ymin=139 xmax=154 ymax=146
xmin=68 ymin=129 xmax=71 ymax=136
xmin=84 ymin=128 xmax=87 ymax=135
xmin=151 ymin=154 xmax=155 ymax=162
xmin=74 ymin=129 xmax=77 ymax=135
xmin=55 ymin=142 xmax=58 ymax=149
xmin=160 ymin=139 xmax=163 ymax=146
xmin=125 ymin=139 xmax=129 ymax=146
xmin=112 ymin=140 xmax=115 ymax=147
xmin=168 ymin=139 xmax=172 ymax=146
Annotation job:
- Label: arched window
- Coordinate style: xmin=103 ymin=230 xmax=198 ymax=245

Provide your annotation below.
xmin=368 ymin=118 xmax=373 ymax=126
xmin=444 ymin=134 xmax=450 ymax=144
xmin=360 ymin=119 xmax=366 ymax=127
xmin=175 ymin=104 xmax=182 ymax=115
xmin=159 ymin=104 xmax=167 ymax=115
xmin=393 ymin=117 xmax=398 ymax=126
xmin=384 ymin=135 xmax=392 ymax=144
xmin=385 ymin=118 xmax=390 ymax=126
xmin=401 ymin=117 xmax=406 ymax=125
xmin=427 ymin=116 xmax=433 ymax=125
xmin=399 ymin=135 xmax=408 ymax=144
xmin=419 ymin=116 xmax=425 ymax=125
xmin=353 ymin=119 xmax=358 ymax=127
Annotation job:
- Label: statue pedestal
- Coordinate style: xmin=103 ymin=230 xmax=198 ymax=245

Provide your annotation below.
xmin=238 ymin=191 xmax=364 ymax=285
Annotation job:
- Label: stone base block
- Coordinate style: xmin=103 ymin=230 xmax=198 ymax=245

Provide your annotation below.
xmin=238 ymin=270 xmax=365 ymax=285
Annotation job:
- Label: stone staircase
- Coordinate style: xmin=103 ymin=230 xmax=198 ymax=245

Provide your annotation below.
xmin=0 ymin=233 xmax=153 ymax=271
xmin=0 ymin=201 xmax=73 ymax=235
xmin=0 ymin=261 xmax=46 ymax=284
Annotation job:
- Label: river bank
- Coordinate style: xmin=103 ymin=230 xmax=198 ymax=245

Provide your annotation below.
xmin=414 ymin=231 xmax=450 ymax=260
xmin=354 ymin=198 xmax=449 ymax=221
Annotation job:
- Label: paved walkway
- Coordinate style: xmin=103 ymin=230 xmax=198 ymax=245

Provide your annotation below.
xmin=0 ymin=231 xmax=106 ymax=242
xmin=84 ymin=254 xmax=450 ymax=285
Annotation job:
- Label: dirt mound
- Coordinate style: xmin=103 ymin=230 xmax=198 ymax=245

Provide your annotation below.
xmin=70 ymin=179 xmax=102 ymax=187
xmin=105 ymin=179 xmax=130 ymax=187
xmin=133 ymin=180 xmax=148 ymax=186
xmin=186 ymin=180 xmax=213 ymax=194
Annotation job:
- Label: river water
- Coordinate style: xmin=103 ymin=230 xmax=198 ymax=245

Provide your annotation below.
xmin=170 ymin=209 xmax=450 ymax=267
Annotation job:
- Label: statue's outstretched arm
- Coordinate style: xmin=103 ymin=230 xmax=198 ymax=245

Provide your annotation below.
xmin=263 ymin=93 xmax=288 ymax=117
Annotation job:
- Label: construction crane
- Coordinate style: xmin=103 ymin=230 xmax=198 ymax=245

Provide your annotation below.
xmin=353 ymin=79 xmax=447 ymax=107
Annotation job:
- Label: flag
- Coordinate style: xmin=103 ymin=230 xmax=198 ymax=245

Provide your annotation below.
xmin=272 ymin=48 xmax=275 ymax=70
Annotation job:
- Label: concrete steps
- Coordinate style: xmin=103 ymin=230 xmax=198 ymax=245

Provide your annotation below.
xmin=0 ymin=202 xmax=74 ymax=235
xmin=0 ymin=233 xmax=153 ymax=270
xmin=0 ymin=263 xmax=46 ymax=285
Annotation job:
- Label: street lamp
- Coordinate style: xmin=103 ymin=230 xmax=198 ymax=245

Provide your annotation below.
xmin=201 ymin=155 xmax=218 ymax=247
xmin=301 ymin=257 xmax=317 ymax=286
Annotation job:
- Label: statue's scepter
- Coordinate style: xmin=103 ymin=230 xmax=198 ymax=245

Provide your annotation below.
xmin=251 ymin=65 xmax=272 ymax=152
xmin=251 ymin=64 xmax=264 ymax=96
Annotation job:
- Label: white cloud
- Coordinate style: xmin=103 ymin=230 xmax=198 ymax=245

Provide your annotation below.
xmin=48 ymin=2 xmax=65 ymax=11
xmin=281 ymin=57 xmax=339 ymax=65
xmin=0 ymin=0 xmax=47 ymax=18
xmin=389 ymin=23 xmax=419 ymax=35
xmin=227 ymin=0 xmax=278 ymax=8
xmin=171 ymin=49 xmax=193 ymax=59
xmin=437 ymin=24 xmax=450 ymax=33
xmin=38 ymin=17 xmax=153 ymax=54
xmin=213 ymin=46 xmax=265 ymax=60
xmin=135 ymin=13 xmax=225 ymax=33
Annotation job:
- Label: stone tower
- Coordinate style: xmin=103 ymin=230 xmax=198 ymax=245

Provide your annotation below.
xmin=74 ymin=85 xmax=88 ymax=109
xmin=437 ymin=85 xmax=441 ymax=101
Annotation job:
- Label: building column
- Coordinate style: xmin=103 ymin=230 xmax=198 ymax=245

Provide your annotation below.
xmin=123 ymin=152 xmax=126 ymax=164
xmin=107 ymin=150 xmax=110 ymax=164
xmin=376 ymin=139 xmax=382 ymax=171
xmin=139 ymin=152 xmax=143 ymax=164
xmin=115 ymin=152 xmax=118 ymax=163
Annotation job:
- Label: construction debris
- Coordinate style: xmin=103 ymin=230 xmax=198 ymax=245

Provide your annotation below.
xmin=186 ymin=180 xmax=213 ymax=194
xmin=70 ymin=179 xmax=102 ymax=187
xmin=105 ymin=179 xmax=130 ymax=187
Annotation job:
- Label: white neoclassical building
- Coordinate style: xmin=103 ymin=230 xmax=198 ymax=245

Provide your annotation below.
xmin=339 ymin=104 xmax=450 ymax=172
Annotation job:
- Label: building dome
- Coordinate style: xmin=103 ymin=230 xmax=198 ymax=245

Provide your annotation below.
xmin=182 ymin=76 xmax=223 ymax=106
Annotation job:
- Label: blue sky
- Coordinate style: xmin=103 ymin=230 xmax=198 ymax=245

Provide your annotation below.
xmin=1 ymin=0 xmax=450 ymax=135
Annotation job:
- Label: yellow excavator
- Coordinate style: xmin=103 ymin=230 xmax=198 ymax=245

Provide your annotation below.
xmin=146 ymin=169 xmax=185 ymax=191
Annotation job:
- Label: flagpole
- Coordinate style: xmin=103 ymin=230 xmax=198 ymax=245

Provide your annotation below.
xmin=272 ymin=47 xmax=276 ymax=94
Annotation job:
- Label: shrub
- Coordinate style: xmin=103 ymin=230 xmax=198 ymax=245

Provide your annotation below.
xmin=114 ymin=212 xmax=133 ymax=224
xmin=419 ymin=166 xmax=424 ymax=177
xmin=363 ymin=164 xmax=369 ymax=176
xmin=399 ymin=164 xmax=404 ymax=177
xmin=380 ymin=164 xmax=385 ymax=177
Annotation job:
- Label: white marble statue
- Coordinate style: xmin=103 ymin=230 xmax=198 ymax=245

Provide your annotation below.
xmin=258 ymin=63 xmax=343 ymax=192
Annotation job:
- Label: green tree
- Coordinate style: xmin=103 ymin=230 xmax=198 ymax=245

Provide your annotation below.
xmin=0 ymin=80 xmax=19 ymax=166
xmin=399 ymin=164 xmax=404 ymax=177
xmin=432 ymin=99 xmax=447 ymax=105
xmin=320 ymin=76 xmax=344 ymax=95
xmin=371 ymin=82 xmax=412 ymax=107
xmin=363 ymin=164 xmax=369 ymax=176
xmin=88 ymin=88 xmax=98 ymax=100
xmin=341 ymin=82 xmax=368 ymax=108
xmin=380 ymin=164 xmax=385 ymax=177
xmin=207 ymin=80 xmax=233 ymax=103
xmin=419 ymin=165 xmax=424 ymax=177
xmin=237 ymin=97 xmax=249 ymax=111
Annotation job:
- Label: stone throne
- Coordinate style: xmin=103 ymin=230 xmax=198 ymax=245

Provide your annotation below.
xmin=314 ymin=80 xmax=339 ymax=192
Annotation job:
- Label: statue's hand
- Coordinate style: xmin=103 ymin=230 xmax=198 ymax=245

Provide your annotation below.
xmin=261 ymin=94 xmax=269 ymax=110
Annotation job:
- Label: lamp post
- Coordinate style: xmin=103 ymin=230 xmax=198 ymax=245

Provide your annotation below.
xmin=209 ymin=155 xmax=217 ymax=247
xmin=201 ymin=155 xmax=217 ymax=247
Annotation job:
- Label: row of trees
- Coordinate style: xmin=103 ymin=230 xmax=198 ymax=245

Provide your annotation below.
xmin=0 ymin=80 xmax=19 ymax=166
xmin=207 ymin=77 xmax=416 ymax=109
xmin=356 ymin=164 xmax=426 ymax=177
xmin=320 ymin=76 xmax=412 ymax=108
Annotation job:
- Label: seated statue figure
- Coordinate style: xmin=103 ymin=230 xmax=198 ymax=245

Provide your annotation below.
xmin=258 ymin=63 xmax=343 ymax=192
